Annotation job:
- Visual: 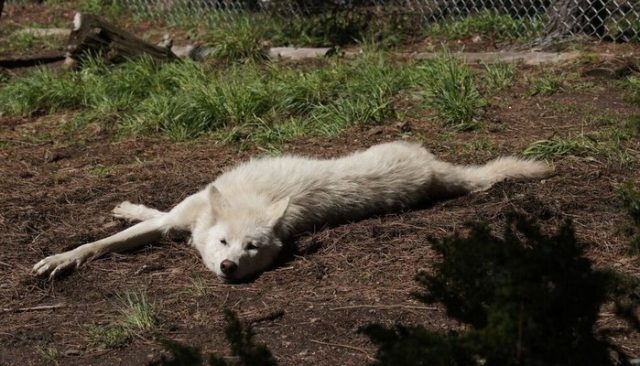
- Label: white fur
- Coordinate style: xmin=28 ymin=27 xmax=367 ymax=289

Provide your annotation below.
xmin=33 ymin=141 xmax=551 ymax=281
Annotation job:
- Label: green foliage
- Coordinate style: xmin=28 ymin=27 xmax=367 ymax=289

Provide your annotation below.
xmin=529 ymin=73 xmax=565 ymax=96
xmin=617 ymin=183 xmax=640 ymax=254
xmin=523 ymin=122 xmax=636 ymax=164
xmin=426 ymin=10 xmax=544 ymax=41
xmin=523 ymin=135 xmax=598 ymax=159
xmin=208 ymin=17 xmax=269 ymax=62
xmin=618 ymin=183 xmax=640 ymax=223
xmin=622 ymin=75 xmax=640 ymax=105
xmin=0 ymin=52 xmax=418 ymax=142
xmin=265 ymin=2 xmax=423 ymax=47
xmin=483 ymin=62 xmax=515 ymax=92
xmin=419 ymin=52 xmax=485 ymax=130
xmin=362 ymin=215 xmax=639 ymax=366
xmin=77 ymin=0 xmax=127 ymax=19
xmin=150 ymin=310 xmax=277 ymax=366
xmin=88 ymin=291 xmax=157 ymax=348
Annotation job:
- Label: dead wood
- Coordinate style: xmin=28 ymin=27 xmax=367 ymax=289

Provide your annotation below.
xmin=0 ymin=51 xmax=66 ymax=69
xmin=268 ymin=47 xmax=333 ymax=60
xmin=67 ymin=12 xmax=177 ymax=65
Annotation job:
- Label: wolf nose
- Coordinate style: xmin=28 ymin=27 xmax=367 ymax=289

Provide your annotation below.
xmin=220 ymin=260 xmax=238 ymax=275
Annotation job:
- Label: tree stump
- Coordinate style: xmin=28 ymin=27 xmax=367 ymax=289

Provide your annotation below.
xmin=67 ymin=12 xmax=177 ymax=65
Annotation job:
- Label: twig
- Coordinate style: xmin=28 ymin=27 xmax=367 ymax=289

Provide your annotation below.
xmin=330 ymin=304 xmax=437 ymax=311
xmin=2 ymin=303 xmax=66 ymax=313
xmin=0 ymin=139 xmax=48 ymax=146
xmin=310 ymin=339 xmax=376 ymax=361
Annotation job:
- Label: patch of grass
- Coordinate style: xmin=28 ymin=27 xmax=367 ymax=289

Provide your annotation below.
xmin=625 ymin=115 xmax=640 ymax=134
xmin=0 ymin=51 xmax=420 ymax=142
xmin=87 ymin=324 xmax=132 ymax=348
xmin=419 ymin=52 xmax=486 ymax=130
xmin=70 ymin=0 xmax=127 ymax=19
xmin=427 ymin=10 xmax=544 ymax=41
xmin=90 ymin=165 xmax=113 ymax=177
xmin=189 ymin=278 xmax=209 ymax=297
xmin=208 ymin=17 xmax=269 ymax=62
xmin=623 ymin=75 xmax=640 ymax=105
xmin=0 ymin=29 xmax=65 ymax=54
xmin=587 ymin=113 xmax=617 ymax=126
xmin=523 ymin=120 xmax=637 ymax=164
xmin=35 ymin=345 xmax=61 ymax=365
xmin=88 ymin=291 xmax=157 ymax=348
xmin=529 ymin=72 xmax=566 ymax=96
xmin=617 ymin=183 xmax=640 ymax=255
xmin=483 ymin=62 xmax=515 ymax=91
xmin=523 ymin=135 xmax=598 ymax=159
xmin=469 ymin=137 xmax=495 ymax=152
xmin=618 ymin=183 xmax=640 ymax=223
xmin=266 ymin=7 xmax=424 ymax=48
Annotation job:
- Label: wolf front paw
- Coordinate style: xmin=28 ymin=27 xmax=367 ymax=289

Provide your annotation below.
xmin=32 ymin=251 xmax=87 ymax=279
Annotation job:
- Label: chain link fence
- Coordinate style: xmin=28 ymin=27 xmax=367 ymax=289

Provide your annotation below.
xmin=5 ymin=0 xmax=640 ymax=41
xmin=119 ymin=0 xmax=640 ymax=42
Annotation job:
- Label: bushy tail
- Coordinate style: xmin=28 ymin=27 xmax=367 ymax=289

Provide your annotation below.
xmin=434 ymin=157 xmax=552 ymax=194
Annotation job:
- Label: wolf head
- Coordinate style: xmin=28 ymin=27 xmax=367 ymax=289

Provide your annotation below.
xmin=192 ymin=185 xmax=289 ymax=282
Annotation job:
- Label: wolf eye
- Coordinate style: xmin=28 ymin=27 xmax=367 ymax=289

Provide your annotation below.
xmin=246 ymin=242 xmax=258 ymax=250
xmin=220 ymin=239 xmax=227 ymax=246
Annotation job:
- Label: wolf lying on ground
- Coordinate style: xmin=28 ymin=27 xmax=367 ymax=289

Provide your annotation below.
xmin=33 ymin=141 xmax=551 ymax=282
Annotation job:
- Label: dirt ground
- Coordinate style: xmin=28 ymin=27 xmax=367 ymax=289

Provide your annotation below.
xmin=1 ymin=2 xmax=640 ymax=366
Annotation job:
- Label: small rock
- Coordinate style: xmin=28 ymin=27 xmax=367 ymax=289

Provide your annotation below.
xmin=395 ymin=121 xmax=412 ymax=132
xmin=64 ymin=349 xmax=81 ymax=356
xmin=367 ymin=126 xmax=384 ymax=136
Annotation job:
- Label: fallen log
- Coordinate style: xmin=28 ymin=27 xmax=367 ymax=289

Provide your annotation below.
xmin=67 ymin=12 xmax=177 ymax=65
xmin=0 ymin=51 xmax=66 ymax=69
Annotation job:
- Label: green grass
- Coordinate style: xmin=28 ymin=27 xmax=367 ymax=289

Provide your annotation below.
xmin=208 ymin=17 xmax=269 ymax=62
xmin=523 ymin=118 xmax=638 ymax=164
xmin=0 ymin=51 xmax=428 ymax=142
xmin=622 ymin=75 xmax=640 ymax=105
xmin=523 ymin=135 xmax=598 ymax=159
xmin=0 ymin=30 xmax=65 ymax=54
xmin=618 ymin=183 xmax=640 ymax=223
xmin=483 ymin=62 xmax=515 ymax=91
xmin=617 ymin=183 xmax=640 ymax=254
xmin=35 ymin=345 xmax=61 ymax=365
xmin=529 ymin=72 xmax=566 ymax=96
xmin=426 ymin=10 xmax=544 ymax=41
xmin=88 ymin=291 xmax=157 ymax=348
xmin=419 ymin=52 xmax=486 ymax=130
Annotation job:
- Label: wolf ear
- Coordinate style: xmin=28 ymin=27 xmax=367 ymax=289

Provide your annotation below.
xmin=266 ymin=196 xmax=290 ymax=227
xmin=208 ymin=184 xmax=229 ymax=217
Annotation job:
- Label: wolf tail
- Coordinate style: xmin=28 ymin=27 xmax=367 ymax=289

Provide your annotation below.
xmin=433 ymin=157 xmax=552 ymax=194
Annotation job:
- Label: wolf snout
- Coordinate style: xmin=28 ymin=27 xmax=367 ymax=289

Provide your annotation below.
xmin=220 ymin=260 xmax=238 ymax=275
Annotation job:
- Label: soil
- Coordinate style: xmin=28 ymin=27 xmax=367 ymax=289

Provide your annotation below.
xmin=1 ymin=2 xmax=640 ymax=366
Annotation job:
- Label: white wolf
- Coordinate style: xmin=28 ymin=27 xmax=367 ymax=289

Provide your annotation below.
xmin=33 ymin=141 xmax=551 ymax=282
